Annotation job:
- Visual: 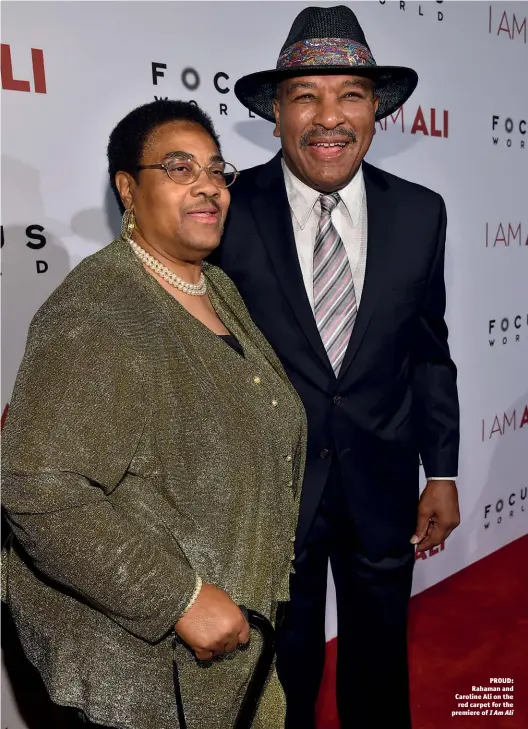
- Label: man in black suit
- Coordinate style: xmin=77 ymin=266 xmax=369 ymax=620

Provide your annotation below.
xmin=210 ymin=6 xmax=460 ymax=728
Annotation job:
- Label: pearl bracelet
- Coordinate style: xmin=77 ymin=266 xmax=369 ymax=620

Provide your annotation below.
xmin=182 ymin=575 xmax=203 ymax=616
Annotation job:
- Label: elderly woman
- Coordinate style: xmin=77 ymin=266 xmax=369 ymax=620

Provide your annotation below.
xmin=1 ymin=100 xmax=306 ymax=729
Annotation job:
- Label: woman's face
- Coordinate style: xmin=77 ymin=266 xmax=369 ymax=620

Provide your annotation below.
xmin=117 ymin=121 xmax=230 ymax=262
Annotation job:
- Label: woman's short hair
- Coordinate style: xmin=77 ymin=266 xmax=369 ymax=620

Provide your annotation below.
xmin=107 ymin=99 xmax=221 ymax=212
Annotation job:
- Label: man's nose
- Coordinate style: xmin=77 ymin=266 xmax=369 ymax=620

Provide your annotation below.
xmin=312 ymin=98 xmax=346 ymax=129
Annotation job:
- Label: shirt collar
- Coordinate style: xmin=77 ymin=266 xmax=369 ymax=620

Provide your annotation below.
xmin=281 ymin=157 xmax=364 ymax=229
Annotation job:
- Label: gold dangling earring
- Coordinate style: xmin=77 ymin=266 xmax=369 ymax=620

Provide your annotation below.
xmin=121 ymin=208 xmax=136 ymax=241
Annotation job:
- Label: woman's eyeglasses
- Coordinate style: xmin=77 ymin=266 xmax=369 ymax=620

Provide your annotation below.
xmin=137 ymin=159 xmax=238 ymax=189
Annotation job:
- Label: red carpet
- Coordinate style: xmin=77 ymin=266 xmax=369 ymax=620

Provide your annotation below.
xmin=315 ymin=535 xmax=528 ymax=728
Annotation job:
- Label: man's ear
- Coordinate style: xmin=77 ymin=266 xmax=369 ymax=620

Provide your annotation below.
xmin=273 ymin=97 xmax=281 ymax=139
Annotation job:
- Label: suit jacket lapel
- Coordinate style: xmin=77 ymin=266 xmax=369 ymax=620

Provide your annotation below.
xmin=251 ymin=153 xmax=332 ymax=372
xmin=337 ymin=163 xmax=391 ymax=382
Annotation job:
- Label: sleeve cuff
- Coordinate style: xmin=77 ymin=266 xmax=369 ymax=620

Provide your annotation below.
xmin=427 ymin=477 xmax=457 ymax=482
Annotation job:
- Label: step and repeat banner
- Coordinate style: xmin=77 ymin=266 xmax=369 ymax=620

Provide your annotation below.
xmin=1 ymin=1 xmax=527 ymax=726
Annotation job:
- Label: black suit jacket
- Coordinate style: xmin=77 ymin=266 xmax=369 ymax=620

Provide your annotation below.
xmin=210 ymin=152 xmax=459 ymax=559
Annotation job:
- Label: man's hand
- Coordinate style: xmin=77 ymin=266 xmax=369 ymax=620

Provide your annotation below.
xmin=411 ymin=480 xmax=460 ymax=552
xmin=175 ymin=583 xmax=250 ymax=661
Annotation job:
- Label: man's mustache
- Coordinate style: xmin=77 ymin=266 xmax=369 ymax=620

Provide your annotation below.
xmin=300 ymin=128 xmax=357 ymax=147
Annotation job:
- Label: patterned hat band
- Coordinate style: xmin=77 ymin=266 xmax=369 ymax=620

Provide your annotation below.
xmin=277 ymin=38 xmax=376 ymax=71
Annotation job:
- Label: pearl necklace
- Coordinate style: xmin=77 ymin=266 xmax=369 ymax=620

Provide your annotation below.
xmin=128 ymin=238 xmax=207 ymax=296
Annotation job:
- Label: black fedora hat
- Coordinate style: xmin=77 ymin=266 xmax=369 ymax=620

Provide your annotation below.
xmin=235 ymin=5 xmax=418 ymax=122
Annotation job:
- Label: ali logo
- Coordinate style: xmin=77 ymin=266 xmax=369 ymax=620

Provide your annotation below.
xmin=481 ymin=403 xmax=528 ymax=440
xmin=485 ymin=222 xmax=528 ymax=248
xmin=488 ymin=315 xmax=527 ymax=347
xmin=415 ymin=541 xmax=445 ymax=562
xmin=492 ymin=116 xmax=526 ymax=149
xmin=1 ymin=44 xmax=46 ymax=93
xmin=484 ymin=488 xmax=527 ymax=530
xmin=376 ymin=105 xmax=449 ymax=138
xmin=489 ymin=5 xmax=527 ymax=43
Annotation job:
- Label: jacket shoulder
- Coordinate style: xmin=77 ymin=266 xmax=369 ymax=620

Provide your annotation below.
xmin=230 ymin=163 xmax=265 ymax=199
xmin=203 ymin=262 xmax=250 ymax=308
xmin=363 ymin=161 xmax=444 ymax=208
xmin=28 ymin=240 xmax=143 ymax=338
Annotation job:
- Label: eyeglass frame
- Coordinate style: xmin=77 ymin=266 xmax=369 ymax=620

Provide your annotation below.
xmin=136 ymin=159 xmax=239 ymax=188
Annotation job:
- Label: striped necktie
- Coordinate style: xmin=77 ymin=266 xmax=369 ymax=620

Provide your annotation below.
xmin=313 ymin=193 xmax=357 ymax=375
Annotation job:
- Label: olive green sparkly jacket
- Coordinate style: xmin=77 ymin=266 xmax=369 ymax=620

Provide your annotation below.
xmin=2 ymin=238 xmax=307 ymax=729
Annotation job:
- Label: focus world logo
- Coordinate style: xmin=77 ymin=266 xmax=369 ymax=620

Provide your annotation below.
xmin=484 ymin=487 xmax=527 ymax=530
xmin=488 ymin=314 xmax=527 ymax=348
xmin=492 ymin=115 xmax=526 ymax=150
xmin=379 ymin=0 xmax=445 ymax=23
xmin=151 ymin=62 xmax=255 ymax=118
xmin=0 ymin=225 xmax=50 ymax=274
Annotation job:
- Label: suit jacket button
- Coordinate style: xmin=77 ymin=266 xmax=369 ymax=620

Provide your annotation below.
xmin=333 ymin=395 xmax=342 ymax=405
xmin=320 ymin=448 xmax=331 ymax=459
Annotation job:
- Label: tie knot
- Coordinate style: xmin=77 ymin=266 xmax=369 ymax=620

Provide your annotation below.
xmin=319 ymin=193 xmax=340 ymax=215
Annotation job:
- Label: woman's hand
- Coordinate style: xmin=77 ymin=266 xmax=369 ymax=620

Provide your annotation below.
xmin=175 ymin=583 xmax=250 ymax=661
